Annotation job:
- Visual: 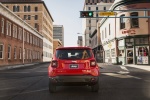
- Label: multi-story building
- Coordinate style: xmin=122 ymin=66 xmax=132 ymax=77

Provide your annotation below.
xmin=0 ymin=3 xmax=43 ymax=66
xmin=77 ymin=36 xmax=83 ymax=46
xmin=53 ymin=25 xmax=64 ymax=47
xmin=99 ymin=0 xmax=150 ymax=65
xmin=0 ymin=0 xmax=54 ymax=62
xmin=53 ymin=39 xmax=62 ymax=54
xmin=82 ymin=0 xmax=114 ymax=62
xmin=82 ymin=0 xmax=114 ymax=47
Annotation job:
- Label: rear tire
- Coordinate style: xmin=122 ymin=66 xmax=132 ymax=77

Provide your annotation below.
xmin=49 ymin=79 xmax=56 ymax=93
xmin=91 ymin=80 xmax=99 ymax=92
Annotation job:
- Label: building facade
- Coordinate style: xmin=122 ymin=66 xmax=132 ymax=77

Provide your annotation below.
xmin=0 ymin=3 xmax=43 ymax=66
xmin=77 ymin=36 xmax=83 ymax=46
xmin=53 ymin=39 xmax=62 ymax=54
xmin=0 ymin=0 xmax=54 ymax=62
xmin=99 ymin=0 xmax=150 ymax=65
xmin=82 ymin=0 xmax=114 ymax=47
xmin=53 ymin=25 xmax=64 ymax=46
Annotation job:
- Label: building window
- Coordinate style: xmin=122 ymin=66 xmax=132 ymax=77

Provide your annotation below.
xmin=19 ymin=48 xmax=22 ymax=59
xmin=0 ymin=44 xmax=3 ymax=59
xmin=89 ymin=27 xmax=91 ymax=30
xmin=24 ymin=6 xmax=27 ymax=12
xmin=24 ymin=15 xmax=27 ymax=20
xmin=24 ymin=31 xmax=26 ymax=42
xmin=27 ymin=32 xmax=29 ymax=43
xmin=27 ymin=49 xmax=28 ymax=59
xmin=35 ymin=23 xmax=38 ymax=30
xmin=88 ymin=7 xmax=91 ymax=10
xmin=96 ymin=7 xmax=98 ymax=10
xmin=96 ymin=13 xmax=98 ymax=17
xmin=30 ymin=34 xmax=32 ymax=44
xmin=105 ymin=27 xmax=107 ymax=38
xmin=103 ymin=7 xmax=106 ymax=10
xmin=1 ymin=19 xmax=4 ymax=34
xmin=13 ymin=6 xmax=16 ymax=12
xmin=89 ymin=20 xmax=91 ymax=23
xmin=13 ymin=25 xmax=17 ymax=38
xmin=28 ymin=15 xmax=31 ymax=20
xmin=35 ymin=15 xmax=38 ymax=20
xmin=105 ymin=50 xmax=110 ymax=58
xmin=135 ymin=37 xmax=148 ymax=44
xmin=17 ymin=6 xmax=20 ymax=12
xmin=111 ymin=49 xmax=115 ymax=57
xmin=120 ymin=14 xmax=125 ymax=29
xmin=28 ymin=6 xmax=31 ymax=12
xmin=8 ymin=45 xmax=11 ymax=59
xmin=6 ymin=22 xmax=11 ymax=36
xmin=130 ymin=12 xmax=139 ymax=28
xmin=14 ymin=47 xmax=17 ymax=59
xmin=102 ymin=30 xmax=104 ymax=40
xmin=18 ymin=28 xmax=22 ymax=40
xmin=109 ymin=24 xmax=110 ymax=35
xmin=35 ymin=7 xmax=38 ymax=11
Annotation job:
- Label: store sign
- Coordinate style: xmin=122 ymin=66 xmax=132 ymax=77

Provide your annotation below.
xmin=122 ymin=29 xmax=136 ymax=34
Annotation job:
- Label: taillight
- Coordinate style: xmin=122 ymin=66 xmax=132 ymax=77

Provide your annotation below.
xmin=51 ymin=60 xmax=58 ymax=68
xmin=90 ymin=60 xmax=96 ymax=67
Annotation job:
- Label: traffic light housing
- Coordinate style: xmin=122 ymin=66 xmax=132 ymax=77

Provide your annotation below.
xmin=80 ymin=11 xmax=93 ymax=18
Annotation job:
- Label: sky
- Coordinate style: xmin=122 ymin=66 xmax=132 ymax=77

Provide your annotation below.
xmin=44 ymin=0 xmax=85 ymax=47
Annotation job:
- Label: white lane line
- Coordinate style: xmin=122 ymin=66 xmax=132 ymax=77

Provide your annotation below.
xmin=117 ymin=71 xmax=130 ymax=74
xmin=102 ymin=73 xmax=142 ymax=79
xmin=120 ymin=66 xmax=129 ymax=71
xmin=20 ymin=88 xmax=48 ymax=94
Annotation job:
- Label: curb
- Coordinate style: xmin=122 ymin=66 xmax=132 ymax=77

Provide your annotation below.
xmin=0 ymin=62 xmax=50 ymax=71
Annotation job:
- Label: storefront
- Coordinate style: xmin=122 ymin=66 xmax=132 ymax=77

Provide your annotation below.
xmin=118 ymin=36 xmax=149 ymax=65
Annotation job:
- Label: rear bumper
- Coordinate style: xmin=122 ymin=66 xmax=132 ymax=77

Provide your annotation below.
xmin=49 ymin=75 xmax=99 ymax=86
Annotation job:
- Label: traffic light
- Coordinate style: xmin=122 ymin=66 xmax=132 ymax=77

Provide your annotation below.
xmin=80 ymin=11 xmax=93 ymax=18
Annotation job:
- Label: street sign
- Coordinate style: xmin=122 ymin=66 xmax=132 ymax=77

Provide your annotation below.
xmin=99 ymin=12 xmax=116 ymax=16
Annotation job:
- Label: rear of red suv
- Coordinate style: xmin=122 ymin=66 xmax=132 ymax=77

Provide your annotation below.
xmin=48 ymin=47 xmax=100 ymax=93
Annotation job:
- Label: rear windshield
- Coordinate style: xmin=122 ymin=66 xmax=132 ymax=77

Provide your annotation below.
xmin=56 ymin=49 xmax=92 ymax=60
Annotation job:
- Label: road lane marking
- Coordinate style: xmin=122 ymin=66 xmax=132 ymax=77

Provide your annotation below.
xmin=21 ymin=88 xmax=48 ymax=94
xmin=102 ymin=73 xmax=142 ymax=79
xmin=120 ymin=66 xmax=129 ymax=71
xmin=118 ymin=71 xmax=129 ymax=74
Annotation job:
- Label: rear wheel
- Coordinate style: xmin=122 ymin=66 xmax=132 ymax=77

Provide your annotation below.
xmin=49 ymin=79 xmax=56 ymax=93
xmin=91 ymin=80 xmax=99 ymax=92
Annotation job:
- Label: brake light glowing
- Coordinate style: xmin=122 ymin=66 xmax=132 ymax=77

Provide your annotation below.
xmin=51 ymin=60 xmax=58 ymax=68
xmin=90 ymin=60 xmax=96 ymax=67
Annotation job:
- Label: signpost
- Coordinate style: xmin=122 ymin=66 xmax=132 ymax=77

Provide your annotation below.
xmin=99 ymin=12 xmax=116 ymax=16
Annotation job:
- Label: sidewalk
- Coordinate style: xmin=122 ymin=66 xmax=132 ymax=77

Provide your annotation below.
xmin=97 ymin=63 xmax=150 ymax=72
xmin=123 ymin=64 xmax=150 ymax=72
xmin=0 ymin=62 xmax=50 ymax=71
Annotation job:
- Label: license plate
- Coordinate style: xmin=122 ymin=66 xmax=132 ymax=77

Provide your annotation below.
xmin=70 ymin=64 xmax=78 ymax=68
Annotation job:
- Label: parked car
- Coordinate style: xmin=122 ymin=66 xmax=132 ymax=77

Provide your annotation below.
xmin=48 ymin=47 xmax=100 ymax=93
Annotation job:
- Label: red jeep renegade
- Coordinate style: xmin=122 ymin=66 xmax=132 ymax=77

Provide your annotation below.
xmin=48 ymin=47 xmax=100 ymax=93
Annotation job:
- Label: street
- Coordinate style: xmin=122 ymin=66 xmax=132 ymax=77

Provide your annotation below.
xmin=0 ymin=63 xmax=149 ymax=100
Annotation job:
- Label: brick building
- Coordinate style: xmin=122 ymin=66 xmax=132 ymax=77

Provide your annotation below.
xmin=53 ymin=39 xmax=62 ymax=54
xmin=0 ymin=0 xmax=54 ymax=62
xmin=0 ymin=3 xmax=43 ymax=66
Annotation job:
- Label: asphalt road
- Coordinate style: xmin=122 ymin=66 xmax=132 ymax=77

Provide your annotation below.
xmin=0 ymin=63 xmax=150 ymax=100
